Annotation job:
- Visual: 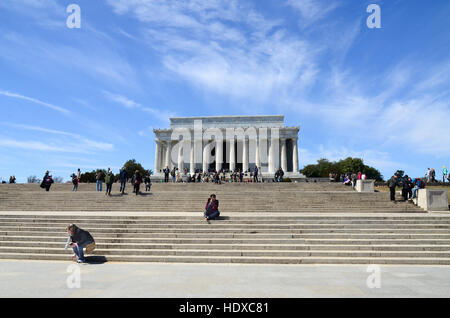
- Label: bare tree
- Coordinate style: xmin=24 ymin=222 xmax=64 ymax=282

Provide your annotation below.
xmin=53 ymin=177 xmax=64 ymax=184
xmin=27 ymin=176 xmax=41 ymax=184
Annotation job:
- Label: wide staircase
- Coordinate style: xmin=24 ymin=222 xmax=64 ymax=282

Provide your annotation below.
xmin=1 ymin=182 xmax=449 ymax=265
xmin=0 ymin=183 xmax=424 ymax=213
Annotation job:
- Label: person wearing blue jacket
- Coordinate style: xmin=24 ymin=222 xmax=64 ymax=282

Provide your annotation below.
xmin=119 ymin=168 xmax=128 ymax=194
xmin=254 ymin=166 xmax=259 ymax=183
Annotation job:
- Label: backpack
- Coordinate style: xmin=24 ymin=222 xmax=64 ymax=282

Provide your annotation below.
xmin=419 ymin=179 xmax=425 ymax=189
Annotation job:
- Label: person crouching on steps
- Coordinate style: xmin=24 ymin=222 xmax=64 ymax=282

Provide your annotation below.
xmin=204 ymin=194 xmax=220 ymax=222
xmin=65 ymin=224 xmax=95 ymax=264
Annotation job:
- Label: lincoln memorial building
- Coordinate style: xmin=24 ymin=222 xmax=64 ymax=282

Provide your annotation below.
xmin=153 ymin=115 xmax=304 ymax=179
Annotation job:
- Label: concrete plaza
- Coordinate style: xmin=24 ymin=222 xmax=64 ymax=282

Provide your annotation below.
xmin=1 ymin=260 xmax=449 ymax=298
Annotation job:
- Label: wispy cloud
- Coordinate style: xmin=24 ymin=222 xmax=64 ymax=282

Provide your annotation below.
xmin=3 ymin=123 xmax=77 ymax=137
xmin=0 ymin=137 xmax=114 ymax=154
xmin=0 ymin=0 xmax=65 ymax=29
xmin=0 ymin=31 xmax=136 ymax=86
xmin=0 ymin=90 xmax=70 ymax=115
xmin=103 ymin=90 xmax=175 ymax=123
xmin=106 ymin=0 xmax=318 ymax=107
xmin=103 ymin=91 xmax=141 ymax=109
xmin=287 ymin=0 xmax=341 ymax=26
xmin=0 ymin=123 xmax=115 ymax=153
xmin=289 ymin=57 xmax=450 ymax=158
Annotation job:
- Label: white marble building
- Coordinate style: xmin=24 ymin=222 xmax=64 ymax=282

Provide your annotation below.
xmin=153 ymin=115 xmax=304 ymax=179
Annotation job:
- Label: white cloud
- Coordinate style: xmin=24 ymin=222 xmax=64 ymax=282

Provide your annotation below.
xmin=0 ymin=139 xmax=63 ymax=152
xmin=287 ymin=0 xmax=340 ymax=26
xmin=107 ymin=0 xmax=319 ymax=105
xmin=377 ymin=97 xmax=450 ymax=156
xmin=0 ymin=0 xmax=69 ymax=31
xmin=103 ymin=91 xmax=141 ymax=109
xmin=0 ymin=90 xmax=70 ymax=115
xmin=0 ymin=124 xmax=114 ymax=153
xmin=286 ymin=56 xmax=450 ymax=158
xmin=3 ymin=123 xmax=77 ymax=137
xmin=0 ymin=32 xmax=136 ymax=86
xmin=106 ymin=0 xmax=450 ymax=160
xmin=103 ymin=91 xmax=175 ymax=123
xmin=0 ymin=137 xmax=113 ymax=153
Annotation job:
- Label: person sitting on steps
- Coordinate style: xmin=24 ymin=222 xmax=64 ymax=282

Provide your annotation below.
xmin=204 ymin=194 xmax=220 ymax=222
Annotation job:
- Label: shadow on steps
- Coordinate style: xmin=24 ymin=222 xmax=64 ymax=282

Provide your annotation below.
xmin=85 ymin=255 xmax=107 ymax=264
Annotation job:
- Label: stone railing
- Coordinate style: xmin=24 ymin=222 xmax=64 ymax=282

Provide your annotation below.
xmin=355 ymin=180 xmax=375 ymax=192
xmin=413 ymin=189 xmax=449 ymax=212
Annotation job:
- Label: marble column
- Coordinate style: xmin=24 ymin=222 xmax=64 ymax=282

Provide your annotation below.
xmin=216 ymin=139 xmax=223 ymax=172
xmin=229 ymin=137 xmax=236 ymax=172
xmin=178 ymin=141 xmax=183 ymax=171
xmin=202 ymin=141 xmax=209 ymax=172
xmin=243 ymin=137 xmax=249 ymax=172
xmin=268 ymin=139 xmax=273 ymax=174
xmin=160 ymin=144 xmax=165 ymax=169
xmin=293 ymin=137 xmax=299 ymax=173
xmin=165 ymin=141 xmax=172 ymax=169
xmin=154 ymin=140 xmax=161 ymax=173
xmin=190 ymin=142 xmax=195 ymax=174
xmin=255 ymin=137 xmax=261 ymax=169
xmin=281 ymin=138 xmax=287 ymax=172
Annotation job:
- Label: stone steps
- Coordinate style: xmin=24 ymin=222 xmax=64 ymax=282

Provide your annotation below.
xmin=3 ymin=240 xmax=450 ymax=251
xmin=0 ymin=182 xmax=424 ymax=213
xmin=1 ymin=225 xmax=450 ymax=234
xmin=4 ymin=235 xmax=450 ymax=245
xmin=2 ymin=246 xmax=450 ymax=258
xmin=0 ymin=182 xmax=446 ymax=264
xmin=3 ymin=229 xmax=450 ymax=239
xmin=1 ymin=252 xmax=449 ymax=265
xmin=2 ymin=222 xmax=449 ymax=229
xmin=0 ymin=214 xmax=449 ymax=264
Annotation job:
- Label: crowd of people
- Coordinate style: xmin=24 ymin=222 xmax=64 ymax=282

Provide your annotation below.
xmin=426 ymin=167 xmax=449 ymax=183
xmin=38 ymin=168 xmax=152 ymax=195
xmin=98 ymin=168 xmax=152 ymax=196
xmin=160 ymin=165 xmax=285 ymax=184
xmin=387 ymin=172 xmax=427 ymax=203
xmin=328 ymin=172 xmax=367 ymax=188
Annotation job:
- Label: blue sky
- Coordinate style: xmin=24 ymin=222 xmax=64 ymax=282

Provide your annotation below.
xmin=0 ymin=0 xmax=449 ymax=182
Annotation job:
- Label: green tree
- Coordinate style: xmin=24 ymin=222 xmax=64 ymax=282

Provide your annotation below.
xmin=301 ymin=158 xmax=342 ymax=178
xmin=122 ymin=159 xmax=150 ymax=178
xmin=80 ymin=169 xmax=106 ymax=183
xmin=338 ymin=157 xmax=364 ymax=175
xmin=364 ymin=166 xmax=383 ymax=181
xmin=301 ymin=157 xmax=383 ymax=181
xmin=301 ymin=164 xmax=321 ymax=178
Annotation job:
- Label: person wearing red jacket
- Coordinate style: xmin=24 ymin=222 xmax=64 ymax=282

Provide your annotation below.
xmin=204 ymin=194 xmax=220 ymax=222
